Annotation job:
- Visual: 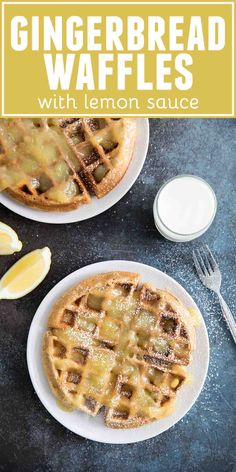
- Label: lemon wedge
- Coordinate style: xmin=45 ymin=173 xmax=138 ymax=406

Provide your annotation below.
xmin=0 ymin=247 xmax=51 ymax=299
xmin=0 ymin=222 xmax=23 ymax=255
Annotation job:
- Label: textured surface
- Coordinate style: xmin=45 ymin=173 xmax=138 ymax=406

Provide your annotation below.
xmin=0 ymin=119 xmax=236 ymax=472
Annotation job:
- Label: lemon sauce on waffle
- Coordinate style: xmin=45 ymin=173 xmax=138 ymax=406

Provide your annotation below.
xmin=43 ymin=272 xmax=195 ymax=428
xmin=0 ymin=118 xmax=136 ymax=211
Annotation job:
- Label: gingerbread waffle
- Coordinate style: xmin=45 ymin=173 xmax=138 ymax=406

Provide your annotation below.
xmin=0 ymin=118 xmax=136 ymax=211
xmin=43 ymin=272 xmax=195 ymax=429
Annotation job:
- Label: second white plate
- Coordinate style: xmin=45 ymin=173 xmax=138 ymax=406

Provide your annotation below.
xmin=27 ymin=260 xmax=209 ymax=444
xmin=0 ymin=118 xmax=149 ymax=224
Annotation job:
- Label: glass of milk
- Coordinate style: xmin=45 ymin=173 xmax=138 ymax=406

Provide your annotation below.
xmin=153 ymin=175 xmax=217 ymax=242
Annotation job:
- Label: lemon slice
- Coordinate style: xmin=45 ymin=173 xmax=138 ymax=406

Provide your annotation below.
xmin=0 ymin=222 xmax=23 ymax=255
xmin=0 ymin=247 xmax=51 ymax=299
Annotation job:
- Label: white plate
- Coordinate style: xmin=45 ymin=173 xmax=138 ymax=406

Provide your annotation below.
xmin=0 ymin=119 xmax=149 ymax=224
xmin=27 ymin=260 xmax=209 ymax=444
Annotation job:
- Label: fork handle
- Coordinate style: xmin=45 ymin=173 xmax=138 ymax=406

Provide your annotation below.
xmin=218 ymin=293 xmax=236 ymax=344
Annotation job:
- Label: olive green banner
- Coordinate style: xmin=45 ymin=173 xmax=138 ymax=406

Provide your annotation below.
xmin=0 ymin=0 xmax=235 ymax=116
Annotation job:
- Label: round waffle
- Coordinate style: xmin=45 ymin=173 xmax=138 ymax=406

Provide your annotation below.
xmin=43 ymin=272 xmax=195 ymax=429
xmin=0 ymin=118 xmax=136 ymax=211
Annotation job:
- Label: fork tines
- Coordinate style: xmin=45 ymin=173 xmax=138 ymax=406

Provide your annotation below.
xmin=193 ymin=245 xmax=218 ymax=277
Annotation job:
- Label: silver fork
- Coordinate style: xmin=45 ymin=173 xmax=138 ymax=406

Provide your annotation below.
xmin=193 ymin=245 xmax=236 ymax=344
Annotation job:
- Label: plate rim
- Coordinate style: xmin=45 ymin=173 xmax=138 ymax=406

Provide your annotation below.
xmin=26 ymin=260 xmax=209 ymax=444
xmin=0 ymin=118 xmax=149 ymax=224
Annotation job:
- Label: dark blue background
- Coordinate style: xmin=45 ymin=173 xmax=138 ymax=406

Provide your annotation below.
xmin=0 ymin=119 xmax=235 ymax=472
